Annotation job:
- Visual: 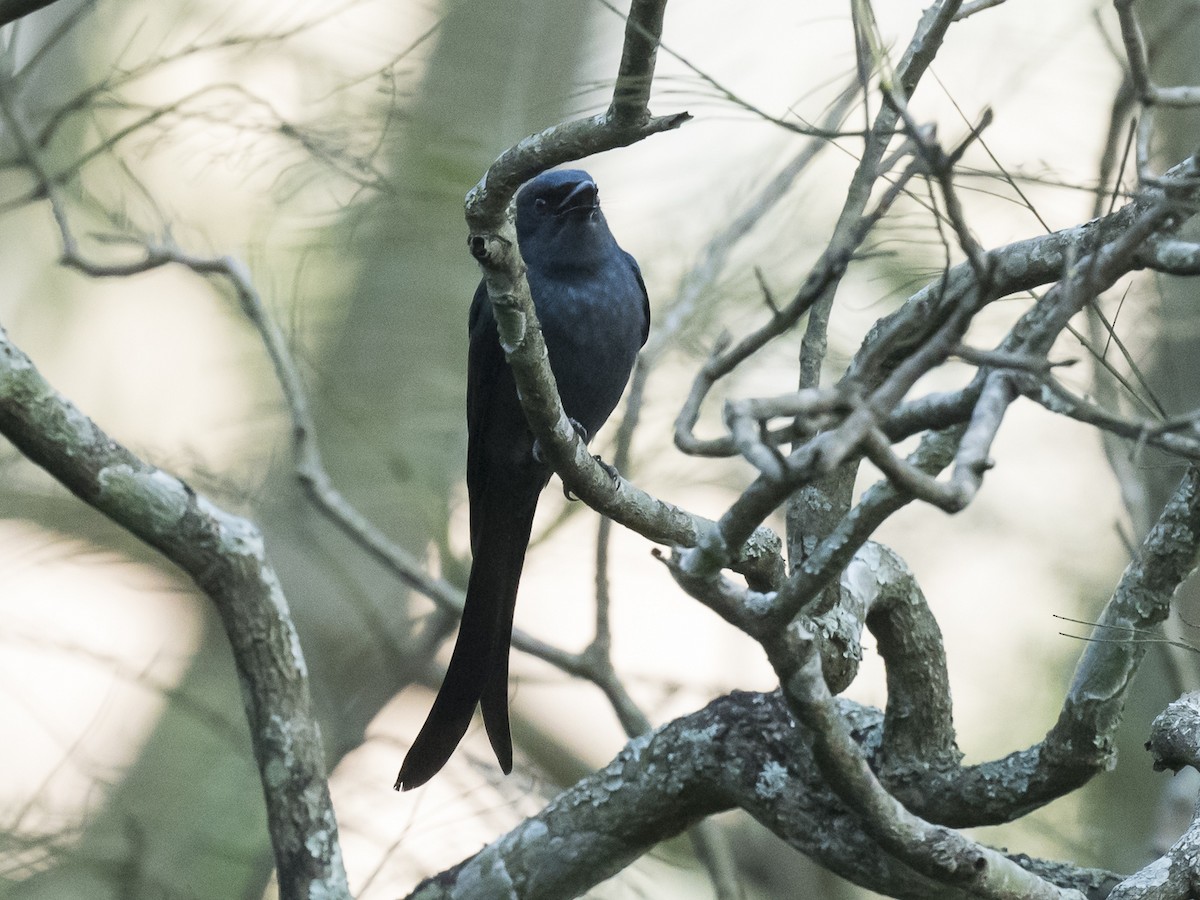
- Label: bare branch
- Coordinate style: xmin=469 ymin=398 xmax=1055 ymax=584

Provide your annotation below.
xmin=952 ymin=0 xmax=1009 ymax=20
xmin=1137 ymin=236 xmax=1200 ymax=274
xmin=0 ymin=326 xmax=349 ymax=900
xmin=849 ymin=153 xmax=1200 ymax=392
xmin=1047 ymin=466 xmax=1200 ymax=766
xmin=456 ymin=0 xmax=793 ymax=594
xmin=402 ymin=689 xmax=1106 ymax=899
xmin=854 ymin=544 xmax=958 ymax=769
xmin=769 ymin=621 xmax=1083 ymax=898
xmin=645 ymin=75 xmax=861 ymax=364
xmin=882 ymin=464 xmax=1200 ymax=828
xmin=1114 ymin=0 xmax=1200 ymax=108
xmin=1026 ymin=378 xmax=1200 ymax=462
xmin=952 ymin=344 xmax=1066 ymax=374
xmin=798 ymin=0 xmax=966 ymax=390
xmin=607 ymin=0 xmax=668 ymax=125
xmin=773 ymin=426 xmax=962 ymax=620
xmin=1107 ymin=696 xmax=1200 ymax=899
xmin=674 ymin=154 xmax=925 ymax=456
xmin=1147 ymin=692 xmax=1200 ymax=774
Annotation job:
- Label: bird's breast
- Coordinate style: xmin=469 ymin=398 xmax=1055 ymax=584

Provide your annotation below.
xmin=530 ymin=269 xmax=646 ymax=439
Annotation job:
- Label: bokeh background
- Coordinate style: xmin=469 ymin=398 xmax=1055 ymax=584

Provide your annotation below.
xmin=2 ymin=0 xmax=1198 ymax=897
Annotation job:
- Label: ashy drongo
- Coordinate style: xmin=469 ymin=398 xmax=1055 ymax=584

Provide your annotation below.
xmin=396 ymin=169 xmax=650 ymax=790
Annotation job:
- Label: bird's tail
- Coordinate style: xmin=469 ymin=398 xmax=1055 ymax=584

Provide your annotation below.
xmin=395 ymin=496 xmax=538 ymax=791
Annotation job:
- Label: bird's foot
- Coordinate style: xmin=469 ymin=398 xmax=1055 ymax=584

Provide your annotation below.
xmin=563 ymin=454 xmax=621 ymax=501
xmin=532 ymin=418 xmax=591 ymax=467
xmin=593 ymin=455 xmax=620 ymax=482
xmin=568 ymin=418 xmax=590 ymax=442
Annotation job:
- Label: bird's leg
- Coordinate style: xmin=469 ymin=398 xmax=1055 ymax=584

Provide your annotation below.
xmin=564 ymin=456 xmax=620 ymax=500
xmin=559 ymin=419 xmax=622 ymax=499
xmin=528 ymin=421 xmax=622 ymax=499
xmin=533 ymin=417 xmax=590 ymax=467
xmin=530 ymin=419 xmax=620 ymax=499
xmin=570 ymin=419 xmax=623 ymax=482
xmin=591 ymin=455 xmax=621 ymax=482
xmin=568 ymin=417 xmax=591 ymax=444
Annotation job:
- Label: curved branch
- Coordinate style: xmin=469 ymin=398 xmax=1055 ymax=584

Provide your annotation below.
xmin=403 ymin=691 xmax=1110 ymax=900
xmin=856 ymin=544 xmax=959 ymax=770
xmin=0 ymin=325 xmax=348 ymax=899
xmin=851 ymin=154 xmax=1200 ymax=392
xmin=890 ymin=464 xmax=1200 ymax=827
xmin=769 ymin=622 xmax=1080 ymax=899
xmin=1108 ymin=694 xmax=1200 ymax=899
xmin=456 ymin=0 xmax=788 ymax=590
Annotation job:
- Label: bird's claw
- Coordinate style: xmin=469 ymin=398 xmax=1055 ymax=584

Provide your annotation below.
xmin=534 ymin=419 xmax=591 ymax=468
xmin=535 ymin=418 xmax=613 ymax=500
xmin=568 ymin=418 xmax=590 ymax=442
xmin=563 ymin=455 xmax=621 ymax=501
xmin=593 ymin=455 xmax=620 ymax=482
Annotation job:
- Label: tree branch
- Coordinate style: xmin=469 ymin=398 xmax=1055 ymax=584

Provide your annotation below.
xmin=769 ymin=620 xmax=1082 ymax=898
xmin=0 ymin=325 xmax=349 ymax=900
xmin=1107 ymin=695 xmax=1200 ymax=899
xmin=890 ymin=464 xmax=1200 ymax=827
xmin=402 ymin=690 xmax=1110 ymax=900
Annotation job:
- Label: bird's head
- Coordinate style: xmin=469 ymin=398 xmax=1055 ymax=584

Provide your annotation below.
xmin=515 ymin=169 xmax=611 ymax=266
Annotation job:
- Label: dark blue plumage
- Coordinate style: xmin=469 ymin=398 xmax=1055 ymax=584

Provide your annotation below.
xmin=396 ymin=170 xmax=649 ymax=790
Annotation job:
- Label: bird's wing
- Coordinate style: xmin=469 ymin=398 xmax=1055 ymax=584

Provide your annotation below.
xmin=623 ymin=250 xmax=651 ymax=347
xmin=466 ymin=280 xmax=507 ymax=552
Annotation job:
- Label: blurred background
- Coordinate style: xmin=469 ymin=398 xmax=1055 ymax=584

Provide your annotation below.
xmin=1 ymin=0 xmax=1197 ymax=897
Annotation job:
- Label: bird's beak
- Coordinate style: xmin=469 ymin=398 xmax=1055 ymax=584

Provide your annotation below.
xmin=555 ymin=180 xmax=599 ymax=215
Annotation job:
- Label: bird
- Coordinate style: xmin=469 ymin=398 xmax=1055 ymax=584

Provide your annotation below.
xmin=395 ymin=169 xmax=650 ymax=791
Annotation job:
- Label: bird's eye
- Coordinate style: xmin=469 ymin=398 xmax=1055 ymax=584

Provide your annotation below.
xmin=534 ymin=198 xmax=548 ymax=213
